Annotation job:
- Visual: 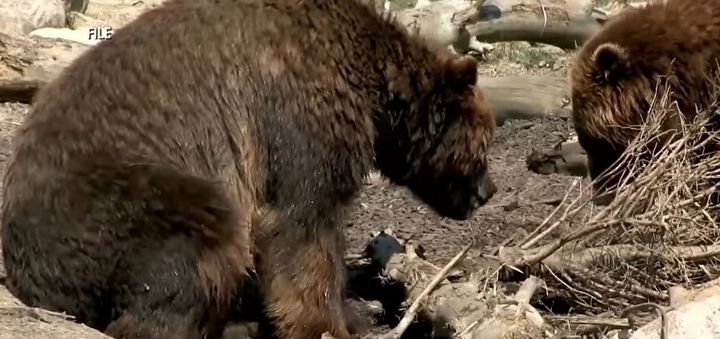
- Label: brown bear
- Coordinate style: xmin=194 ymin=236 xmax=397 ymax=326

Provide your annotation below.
xmin=570 ymin=0 xmax=720 ymax=205
xmin=0 ymin=0 xmax=497 ymax=338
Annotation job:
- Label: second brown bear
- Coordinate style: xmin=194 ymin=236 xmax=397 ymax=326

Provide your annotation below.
xmin=571 ymin=0 xmax=720 ymax=205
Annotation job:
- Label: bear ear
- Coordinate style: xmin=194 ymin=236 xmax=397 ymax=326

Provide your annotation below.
xmin=439 ymin=52 xmax=478 ymax=88
xmin=592 ymin=42 xmax=630 ymax=80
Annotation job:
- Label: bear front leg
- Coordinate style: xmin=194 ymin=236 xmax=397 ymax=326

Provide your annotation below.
xmin=257 ymin=228 xmax=351 ymax=339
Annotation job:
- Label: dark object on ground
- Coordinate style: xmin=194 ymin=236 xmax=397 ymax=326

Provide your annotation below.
xmin=65 ymin=0 xmax=89 ymax=14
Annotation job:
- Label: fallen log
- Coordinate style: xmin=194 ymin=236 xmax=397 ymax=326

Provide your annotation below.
xmin=453 ymin=0 xmax=606 ymax=50
xmin=0 ymin=32 xmax=90 ymax=83
xmin=0 ymin=80 xmax=43 ymax=104
xmin=394 ymin=0 xmax=495 ymax=57
xmin=478 ymin=76 xmax=571 ymax=125
xmin=0 ymin=32 xmax=90 ymax=103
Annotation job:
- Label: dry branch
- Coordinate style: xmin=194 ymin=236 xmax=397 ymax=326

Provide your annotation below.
xmin=363 ymin=230 xmax=550 ymax=339
xmin=494 ymin=84 xmax=720 ymax=313
xmin=544 ymin=313 xmax=635 ymax=335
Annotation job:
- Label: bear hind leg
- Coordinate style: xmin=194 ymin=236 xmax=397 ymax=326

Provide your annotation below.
xmin=105 ymin=314 xmax=203 ymax=339
xmin=104 ymin=236 xmax=240 ymax=339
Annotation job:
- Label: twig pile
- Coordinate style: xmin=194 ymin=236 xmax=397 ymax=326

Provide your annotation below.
xmin=499 ymin=85 xmax=720 ymax=313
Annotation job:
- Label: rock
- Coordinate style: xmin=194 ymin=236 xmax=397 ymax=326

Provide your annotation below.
xmin=0 ymin=284 xmax=112 ymax=339
xmin=606 ymin=295 xmax=720 ymax=339
xmin=0 ymin=0 xmax=67 ymax=36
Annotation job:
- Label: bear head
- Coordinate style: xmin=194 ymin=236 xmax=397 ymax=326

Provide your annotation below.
xmin=571 ymin=41 xmax=657 ymax=205
xmin=376 ymin=50 xmax=496 ymax=221
xmin=570 ymin=0 xmax=720 ymax=205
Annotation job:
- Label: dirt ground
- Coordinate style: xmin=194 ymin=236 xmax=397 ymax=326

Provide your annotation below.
xmin=0 ymin=42 xmax=583 ymax=337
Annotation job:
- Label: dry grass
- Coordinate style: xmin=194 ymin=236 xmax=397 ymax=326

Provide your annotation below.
xmin=489 ymin=42 xmax=565 ymax=70
xmin=496 ymin=81 xmax=720 ymax=314
xmin=388 ymin=0 xmax=416 ymax=10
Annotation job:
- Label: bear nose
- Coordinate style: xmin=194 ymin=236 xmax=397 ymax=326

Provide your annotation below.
xmin=477 ymin=171 xmax=496 ymax=203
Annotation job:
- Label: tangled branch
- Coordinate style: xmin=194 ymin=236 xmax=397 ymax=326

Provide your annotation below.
xmin=497 ymin=82 xmax=720 ymax=312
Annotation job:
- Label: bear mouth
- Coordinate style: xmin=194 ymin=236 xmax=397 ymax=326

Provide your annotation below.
xmin=411 ymin=170 xmax=496 ymax=221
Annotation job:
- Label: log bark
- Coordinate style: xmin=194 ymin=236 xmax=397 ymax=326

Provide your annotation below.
xmin=454 ymin=0 xmax=606 ymax=50
xmin=0 ymin=32 xmax=90 ymax=82
xmin=0 ymin=32 xmax=90 ymax=103
xmin=0 ymin=80 xmax=43 ymax=104
xmin=394 ymin=0 xmax=494 ymax=56
xmin=478 ymin=76 xmax=571 ymax=125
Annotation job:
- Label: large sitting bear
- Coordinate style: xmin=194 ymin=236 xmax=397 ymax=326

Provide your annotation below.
xmin=571 ymin=0 xmax=720 ymax=205
xmin=0 ymin=0 xmax=497 ymax=338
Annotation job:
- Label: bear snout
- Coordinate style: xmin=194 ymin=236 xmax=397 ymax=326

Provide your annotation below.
xmin=477 ymin=170 xmax=497 ymax=204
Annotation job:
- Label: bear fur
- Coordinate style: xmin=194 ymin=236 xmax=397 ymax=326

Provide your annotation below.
xmin=570 ymin=0 xmax=720 ymax=204
xmin=0 ymin=0 xmax=497 ymax=338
